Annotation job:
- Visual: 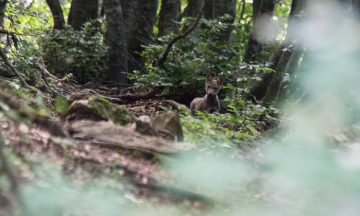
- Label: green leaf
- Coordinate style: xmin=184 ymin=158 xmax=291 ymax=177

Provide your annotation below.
xmin=55 ymin=96 xmax=70 ymax=115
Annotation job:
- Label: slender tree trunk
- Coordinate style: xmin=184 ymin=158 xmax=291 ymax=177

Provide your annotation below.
xmin=158 ymin=0 xmax=181 ymax=37
xmin=127 ymin=0 xmax=158 ymax=73
xmin=104 ymin=0 xmax=128 ymax=84
xmin=184 ymin=0 xmax=205 ymax=17
xmin=45 ymin=0 xmax=65 ymax=30
xmin=244 ymin=0 xmax=276 ymax=62
xmin=239 ymin=0 xmax=246 ymax=22
xmin=68 ymin=0 xmax=99 ymax=30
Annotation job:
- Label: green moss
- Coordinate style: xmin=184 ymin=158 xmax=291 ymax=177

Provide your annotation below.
xmin=87 ymin=97 xmax=135 ymax=125
xmin=68 ymin=91 xmax=93 ymax=102
xmin=0 ymin=81 xmax=51 ymax=122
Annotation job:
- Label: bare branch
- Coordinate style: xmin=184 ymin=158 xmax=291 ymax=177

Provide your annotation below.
xmin=155 ymin=0 xmax=213 ymax=67
xmin=32 ymin=58 xmax=67 ymax=98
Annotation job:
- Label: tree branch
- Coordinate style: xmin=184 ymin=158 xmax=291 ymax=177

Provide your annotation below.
xmin=155 ymin=0 xmax=213 ymax=67
xmin=0 ymin=28 xmax=18 ymax=48
xmin=239 ymin=0 xmax=246 ymax=22
xmin=33 ymin=58 xmax=67 ymax=98
xmin=0 ymin=49 xmax=30 ymax=88
xmin=83 ymin=87 xmax=163 ymax=104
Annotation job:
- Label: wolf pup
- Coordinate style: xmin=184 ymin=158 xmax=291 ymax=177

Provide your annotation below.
xmin=190 ymin=74 xmax=223 ymax=116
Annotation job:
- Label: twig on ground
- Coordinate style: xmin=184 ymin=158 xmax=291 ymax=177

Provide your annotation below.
xmin=33 ymin=58 xmax=66 ymax=98
xmin=82 ymin=87 xmax=163 ymax=104
xmin=35 ymin=58 xmax=60 ymax=80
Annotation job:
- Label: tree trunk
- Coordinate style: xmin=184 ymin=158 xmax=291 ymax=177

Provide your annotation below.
xmin=202 ymin=0 xmax=236 ymax=42
xmin=158 ymin=0 xmax=181 ymax=37
xmin=250 ymin=0 xmax=300 ymax=101
xmin=45 ymin=0 xmax=65 ymax=30
xmin=204 ymin=0 xmax=212 ymax=19
xmin=0 ymin=0 xmax=7 ymax=27
xmin=120 ymin=1 xmax=138 ymax=38
xmin=184 ymin=0 xmax=205 ymax=17
xmin=0 ymin=0 xmax=7 ymax=43
xmin=210 ymin=0 xmax=237 ymax=19
xmin=260 ymin=0 xmax=360 ymax=104
xmin=263 ymin=45 xmax=303 ymax=104
xmin=104 ymin=0 xmax=128 ymax=84
xmin=276 ymin=46 xmax=304 ymax=102
xmin=68 ymin=0 xmax=99 ymax=30
xmin=213 ymin=0 xmax=237 ymax=42
xmin=127 ymin=0 xmax=158 ymax=73
xmin=261 ymin=0 xmax=309 ymax=104
xmin=244 ymin=0 xmax=276 ymax=62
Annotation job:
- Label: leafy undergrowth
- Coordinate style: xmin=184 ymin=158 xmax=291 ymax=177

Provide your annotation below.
xmin=181 ymin=105 xmax=279 ymax=149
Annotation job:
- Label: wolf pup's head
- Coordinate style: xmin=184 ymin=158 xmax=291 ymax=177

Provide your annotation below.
xmin=205 ymin=74 xmax=223 ymax=97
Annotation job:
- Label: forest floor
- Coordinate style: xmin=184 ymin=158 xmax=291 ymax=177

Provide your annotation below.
xmin=1 ymin=76 xmax=360 ymax=216
xmin=0 ymin=79 xmax=249 ymax=215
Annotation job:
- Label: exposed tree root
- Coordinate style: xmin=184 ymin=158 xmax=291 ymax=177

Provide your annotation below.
xmin=0 ymin=49 xmax=30 ymax=88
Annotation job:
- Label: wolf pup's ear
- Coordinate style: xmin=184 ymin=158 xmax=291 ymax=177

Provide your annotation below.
xmin=206 ymin=73 xmax=213 ymax=82
xmin=217 ymin=77 xmax=224 ymax=85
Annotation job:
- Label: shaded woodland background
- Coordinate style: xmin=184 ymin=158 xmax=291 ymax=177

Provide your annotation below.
xmin=1 ymin=0 xmax=360 ymax=215
xmin=1 ymin=0 xmax=312 ymax=105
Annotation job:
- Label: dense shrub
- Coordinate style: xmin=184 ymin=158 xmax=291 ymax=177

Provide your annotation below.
xmin=131 ymin=17 xmax=273 ymax=101
xmin=41 ymin=20 xmax=108 ymax=83
xmin=131 ymin=17 xmax=241 ymax=95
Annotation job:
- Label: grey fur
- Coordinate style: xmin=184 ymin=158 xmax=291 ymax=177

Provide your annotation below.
xmin=190 ymin=74 xmax=223 ymax=116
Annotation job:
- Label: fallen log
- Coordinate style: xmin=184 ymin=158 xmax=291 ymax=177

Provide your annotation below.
xmin=68 ymin=120 xmax=191 ymax=155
